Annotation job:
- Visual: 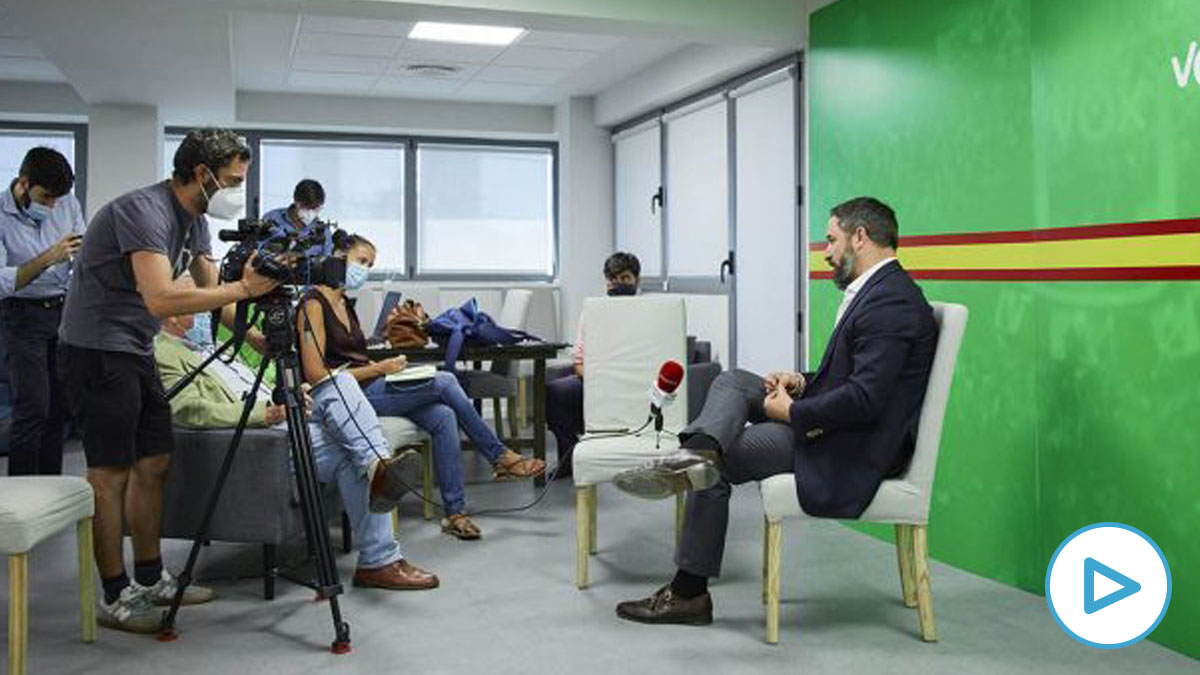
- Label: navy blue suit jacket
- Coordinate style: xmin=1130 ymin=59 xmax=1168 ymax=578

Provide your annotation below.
xmin=788 ymin=260 xmax=937 ymax=518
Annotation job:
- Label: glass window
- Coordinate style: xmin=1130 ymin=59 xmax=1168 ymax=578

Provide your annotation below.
xmin=0 ymin=129 xmax=76 ymax=192
xmin=416 ymin=144 xmax=554 ymax=277
xmin=163 ymin=133 xmax=243 ymax=262
xmin=259 ymin=139 xmax=405 ymax=272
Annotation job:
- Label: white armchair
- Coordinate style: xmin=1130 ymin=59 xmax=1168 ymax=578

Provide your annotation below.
xmin=572 ymin=296 xmax=689 ymax=589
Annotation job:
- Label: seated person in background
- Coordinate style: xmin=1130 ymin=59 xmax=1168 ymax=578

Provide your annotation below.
xmin=612 ymin=197 xmax=937 ymax=626
xmin=298 ymin=231 xmax=545 ymax=541
xmin=545 ymin=252 xmax=641 ymax=479
xmin=155 ymin=303 xmax=439 ymax=591
xmin=262 ymin=178 xmax=332 ymax=255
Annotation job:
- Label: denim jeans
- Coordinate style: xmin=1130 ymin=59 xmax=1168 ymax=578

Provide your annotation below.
xmin=308 ymin=372 xmax=402 ymax=570
xmin=364 ymin=371 xmax=505 ymax=516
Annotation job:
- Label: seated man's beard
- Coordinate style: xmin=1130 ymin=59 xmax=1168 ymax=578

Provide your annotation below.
xmin=832 ymin=250 xmax=857 ymax=291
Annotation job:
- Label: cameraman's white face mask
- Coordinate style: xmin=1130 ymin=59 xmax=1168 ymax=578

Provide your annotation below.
xmin=201 ymin=167 xmax=246 ymax=220
xmin=297 ymin=208 xmax=319 ymax=226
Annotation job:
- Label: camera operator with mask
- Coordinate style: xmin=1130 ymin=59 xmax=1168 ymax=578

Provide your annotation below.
xmin=262 ymin=178 xmax=332 ymax=257
xmin=0 ymin=147 xmax=85 ymax=476
xmin=59 ymin=127 xmax=281 ymax=634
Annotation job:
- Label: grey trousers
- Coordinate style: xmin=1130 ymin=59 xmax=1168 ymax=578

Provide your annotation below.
xmin=675 ymin=369 xmax=796 ymax=578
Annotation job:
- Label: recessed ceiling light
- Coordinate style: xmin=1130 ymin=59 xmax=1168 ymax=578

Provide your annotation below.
xmin=409 ymin=21 xmax=525 ymax=46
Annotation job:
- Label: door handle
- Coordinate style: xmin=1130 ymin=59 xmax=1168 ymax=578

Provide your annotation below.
xmin=720 ymin=252 xmax=735 ymax=283
xmin=650 ymin=186 xmax=663 ymax=215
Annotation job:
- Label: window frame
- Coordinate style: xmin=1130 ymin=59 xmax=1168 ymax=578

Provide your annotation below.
xmin=0 ymin=121 xmax=89 ymax=213
xmin=165 ymin=127 xmax=558 ymax=282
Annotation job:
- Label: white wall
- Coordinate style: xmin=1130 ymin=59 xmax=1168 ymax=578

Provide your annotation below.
xmin=555 ymin=96 xmax=614 ymax=346
xmin=236 ymin=91 xmax=555 ymax=138
xmin=594 ymin=44 xmax=785 ymax=127
xmin=86 ymin=104 xmax=161 ymax=218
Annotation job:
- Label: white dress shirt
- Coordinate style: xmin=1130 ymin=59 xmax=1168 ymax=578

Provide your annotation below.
xmin=834 ymin=257 xmax=897 ymax=327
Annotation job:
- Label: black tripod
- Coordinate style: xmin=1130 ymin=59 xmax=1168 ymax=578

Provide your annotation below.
xmin=157 ymin=288 xmax=352 ymax=654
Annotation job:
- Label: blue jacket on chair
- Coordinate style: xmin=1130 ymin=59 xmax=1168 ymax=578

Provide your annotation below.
xmin=790 ymin=260 xmax=938 ymax=518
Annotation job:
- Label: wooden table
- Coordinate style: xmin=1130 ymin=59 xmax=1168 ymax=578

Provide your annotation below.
xmin=369 ymin=342 xmax=570 ymax=487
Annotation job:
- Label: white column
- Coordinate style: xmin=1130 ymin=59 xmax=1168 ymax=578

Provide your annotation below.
xmin=554 ymin=96 xmax=614 ymax=343
xmin=86 ymin=104 xmax=161 ymax=219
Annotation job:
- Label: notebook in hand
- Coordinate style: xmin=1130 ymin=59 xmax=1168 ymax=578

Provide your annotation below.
xmin=370 ymin=291 xmax=404 ymax=342
xmin=385 ymin=364 xmax=437 ymax=384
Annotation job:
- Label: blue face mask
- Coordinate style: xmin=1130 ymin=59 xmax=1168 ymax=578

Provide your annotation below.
xmin=344 ymin=262 xmax=369 ymax=291
xmin=607 ymin=282 xmax=638 ymax=297
xmin=185 ymin=312 xmax=213 ymax=347
xmin=24 ymin=200 xmax=52 ymax=224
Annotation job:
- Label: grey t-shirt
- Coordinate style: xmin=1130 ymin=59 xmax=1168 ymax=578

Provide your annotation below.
xmin=60 ymin=181 xmax=211 ymax=355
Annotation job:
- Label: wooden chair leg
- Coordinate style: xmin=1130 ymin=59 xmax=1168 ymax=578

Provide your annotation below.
xmin=517 ymin=378 xmax=527 ymax=427
xmin=575 ymin=487 xmax=591 ymax=589
xmin=912 ymin=525 xmax=938 ymax=642
xmin=895 ymin=524 xmax=917 ymax=608
xmin=77 ymin=518 xmax=96 ymax=644
xmin=765 ymin=520 xmax=782 ymax=645
xmin=588 ymin=486 xmax=598 ymax=555
xmin=10 ymin=553 xmax=29 ymax=675
xmin=392 ymin=509 xmax=401 ymax=538
xmin=762 ymin=516 xmax=769 ymax=605
xmin=422 ymin=442 xmax=435 ymax=521
xmin=674 ymin=491 xmax=685 ymax=547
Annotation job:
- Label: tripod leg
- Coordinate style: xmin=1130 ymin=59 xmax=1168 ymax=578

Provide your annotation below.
xmin=274 ymin=351 xmax=352 ymax=653
xmin=159 ymin=357 xmax=271 ymax=640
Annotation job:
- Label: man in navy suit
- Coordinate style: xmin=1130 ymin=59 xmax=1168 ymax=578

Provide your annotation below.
xmin=613 ymin=196 xmax=938 ymax=626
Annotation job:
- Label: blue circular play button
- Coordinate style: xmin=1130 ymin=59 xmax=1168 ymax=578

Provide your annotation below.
xmin=1045 ymin=522 xmax=1172 ymax=649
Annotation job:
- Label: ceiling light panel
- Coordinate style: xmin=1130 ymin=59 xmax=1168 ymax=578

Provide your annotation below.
xmin=409 ymin=21 xmax=524 ymax=46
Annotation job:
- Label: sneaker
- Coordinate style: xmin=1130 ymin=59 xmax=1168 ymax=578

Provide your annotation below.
xmin=612 ymin=450 xmax=721 ymax=500
xmin=136 ymin=569 xmax=217 ymax=606
xmin=369 ymin=449 xmax=422 ymax=513
xmin=98 ymin=586 xmax=161 ymax=634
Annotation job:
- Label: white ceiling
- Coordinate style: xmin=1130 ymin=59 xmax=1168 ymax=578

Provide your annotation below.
xmin=0 ymin=0 xmax=811 ymax=121
xmin=0 ymin=7 xmax=67 ymax=83
xmin=235 ymin=11 xmax=684 ymax=104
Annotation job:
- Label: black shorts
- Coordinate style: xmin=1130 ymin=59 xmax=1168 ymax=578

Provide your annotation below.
xmin=62 ymin=345 xmax=174 ymax=468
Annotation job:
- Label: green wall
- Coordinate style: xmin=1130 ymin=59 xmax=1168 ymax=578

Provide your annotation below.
xmin=810 ymin=0 xmax=1200 ymax=658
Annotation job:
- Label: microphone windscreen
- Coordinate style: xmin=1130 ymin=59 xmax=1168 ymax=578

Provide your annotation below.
xmin=656 ymin=360 xmax=685 ymax=394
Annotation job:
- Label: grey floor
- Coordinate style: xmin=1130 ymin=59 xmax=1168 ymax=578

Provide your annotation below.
xmin=2 ymin=439 xmax=1195 ymax=675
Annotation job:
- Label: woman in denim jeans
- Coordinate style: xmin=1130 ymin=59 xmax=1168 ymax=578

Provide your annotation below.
xmin=297 ymin=231 xmax=545 ymax=539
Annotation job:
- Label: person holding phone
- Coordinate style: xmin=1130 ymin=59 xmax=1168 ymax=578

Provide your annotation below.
xmin=0 ymin=146 xmax=86 ymax=476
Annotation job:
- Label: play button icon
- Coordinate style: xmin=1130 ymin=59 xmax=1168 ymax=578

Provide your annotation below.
xmin=1046 ymin=523 xmax=1171 ymax=648
xmin=1083 ymin=557 xmax=1140 ymax=614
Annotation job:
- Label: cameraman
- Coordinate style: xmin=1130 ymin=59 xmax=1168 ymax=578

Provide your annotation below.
xmin=59 ymin=128 xmax=281 ymax=633
xmin=0 ymin=147 xmax=85 ymax=476
xmin=262 ymin=178 xmax=331 ymax=256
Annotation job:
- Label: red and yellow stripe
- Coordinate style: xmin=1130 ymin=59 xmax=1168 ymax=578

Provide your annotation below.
xmin=808 ymin=217 xmax=1200 ymax=281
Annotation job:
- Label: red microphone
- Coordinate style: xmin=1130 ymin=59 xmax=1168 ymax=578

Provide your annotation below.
xmin=649 ymin=360 xmax=685 ymax=414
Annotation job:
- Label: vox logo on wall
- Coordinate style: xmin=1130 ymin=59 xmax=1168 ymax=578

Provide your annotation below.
xmin=1171 ymin=41 xmax=1200 ymax=87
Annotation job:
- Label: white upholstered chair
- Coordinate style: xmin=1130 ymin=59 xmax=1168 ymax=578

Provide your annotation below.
xmin=758 ymin=302 xmax=968 ymax=644
xmin=0 ymin=476 xmax=96 ymax=674
xmin=572 ymin=296 xmax=689 ymax=589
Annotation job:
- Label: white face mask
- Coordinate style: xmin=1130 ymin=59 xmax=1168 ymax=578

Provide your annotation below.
xmin=344 ymin=261 xmax=369 ymax=291
xmin=201 ymin=168 xmax=245 ymax=220
xmin=297 ymin=208 xmax=319 ymax=226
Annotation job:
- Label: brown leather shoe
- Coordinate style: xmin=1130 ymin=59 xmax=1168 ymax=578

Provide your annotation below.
xmin=353 ymin=560 xmax=439 ymax=591
xmin=615 ymin=585 xmax=713 ymax=625
xmin=369 ymin=450 xmax=421 ymax=513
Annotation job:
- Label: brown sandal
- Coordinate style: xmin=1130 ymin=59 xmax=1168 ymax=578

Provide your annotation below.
xmin=441 ymin=514 xmax=482 ymax=540
xmin=493 ymin=452 xmax=547 ymax=481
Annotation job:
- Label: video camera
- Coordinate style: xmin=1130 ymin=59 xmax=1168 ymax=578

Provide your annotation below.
xmin=218 ymin=218 xmax=346 ymax=287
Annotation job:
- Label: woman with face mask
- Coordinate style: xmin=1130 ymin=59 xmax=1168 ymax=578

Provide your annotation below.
xmin=297 ymin=231 xmax=545 ymax=540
